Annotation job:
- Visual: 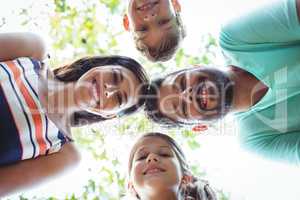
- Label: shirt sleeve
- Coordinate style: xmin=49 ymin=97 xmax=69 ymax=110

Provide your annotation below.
xmin=240 ymin=130 xmax=300 ymax=165
xmin=219 ymin=0 xmax=300 ymax=86
xmin=219 ymin=0 xmax=300 ymax=50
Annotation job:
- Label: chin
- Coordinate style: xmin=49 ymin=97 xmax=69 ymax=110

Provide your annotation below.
xmin=144 ymin=177 xmax=177 ymax=190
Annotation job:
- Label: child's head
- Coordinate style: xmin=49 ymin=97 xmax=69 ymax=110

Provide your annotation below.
xmin=123 ymin=0 xmax=186 ymax=62
xmin=128 ymin=132 xmax=217 ymax=200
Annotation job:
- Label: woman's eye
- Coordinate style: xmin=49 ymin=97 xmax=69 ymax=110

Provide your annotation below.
xmin=160 ymin=153 xmax=171 ymax=157
xmin=159 ymin=19 xmax=170 ymax=25
xmin=136 ymin=155 xmax=147 ymax=161
xmin=137 ymin=26 xmax=148 ymax=33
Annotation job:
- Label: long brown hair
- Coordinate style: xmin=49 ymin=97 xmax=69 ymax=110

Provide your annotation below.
xmin=128 ymin=132 xmax=217 ymax=200
xmin=53 ymin=55 xmax=149 ymax=126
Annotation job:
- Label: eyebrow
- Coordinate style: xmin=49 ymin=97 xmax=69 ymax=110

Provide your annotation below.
xmin=118 ymin=69 xmax=124 ymax=82
xmin=180 ymin=74 xmax=186 ymax=91
xmin=181 ymin=100 xmax=188 ymax=118
xmin=123 ymin=91 xmax=128 ymax=106
xmin=135 ymin=145 xmax=171 ymax=154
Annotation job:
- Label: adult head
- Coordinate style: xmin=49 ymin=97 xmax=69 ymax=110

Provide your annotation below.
xmin=123 ymin=0 xmax=186 ymax=62
xmin=53 ymin=55 xmax=149 ymax=126
xmin=128 ymin=132 xmax=217 ymax=200
xmin=144 ymin=66 xmax=234 ymax=127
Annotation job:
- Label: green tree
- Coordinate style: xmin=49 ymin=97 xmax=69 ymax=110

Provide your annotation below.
xmin=3 ymin=0 xmax=230 ymax=199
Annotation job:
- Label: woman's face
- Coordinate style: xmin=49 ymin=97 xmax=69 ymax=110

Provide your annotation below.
xmin=129 ymin=136 xmax=183 ymax=198
xmin=74 ymin=65 xmax=141 ymax=118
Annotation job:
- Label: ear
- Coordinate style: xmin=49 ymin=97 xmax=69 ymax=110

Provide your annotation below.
xmin=181 ymin=174 xmax=194 ymax=186
xmin=192 ymin=124 xmax=208 ymax=132
xmin=128 ymin=182 xmax=138 ymax=197
xmin=171 ymin=0 xmax=181 ymax=12
xmin=123 ymin=14 xmax=130 ymax=31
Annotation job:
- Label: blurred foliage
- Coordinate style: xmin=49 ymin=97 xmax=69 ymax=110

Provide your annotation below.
xmin=4 ymin=0 xmax=230 ymax=200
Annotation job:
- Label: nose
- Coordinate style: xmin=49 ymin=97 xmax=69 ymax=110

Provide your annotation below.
xmin=179 ymin=87 xmax=193 ymax=102
xmin=104 ymin=84 xmax=119 ymax=98
xmin=146 ymin=153 xmax=159 ymax=163
xmin=143 ymin=12 xmax=157 ymax=21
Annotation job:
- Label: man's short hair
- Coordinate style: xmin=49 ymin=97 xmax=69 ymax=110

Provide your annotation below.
xmin=134 ymin=12 xmax=186 ymax=62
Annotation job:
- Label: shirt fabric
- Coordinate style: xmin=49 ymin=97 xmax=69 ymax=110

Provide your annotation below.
xmin=0 ymin=57 xmax=68 ymax=165
xmin=219 ymin=0 xmax=300 ymax=164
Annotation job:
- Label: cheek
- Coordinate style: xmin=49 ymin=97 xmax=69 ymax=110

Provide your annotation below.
xmin=167 ymin=159 xmax=183 ymax=183
xmin=160 ymin=1 xmax=175 ymax=16
xmin=131 ymin=162 xmax=145 ymax=186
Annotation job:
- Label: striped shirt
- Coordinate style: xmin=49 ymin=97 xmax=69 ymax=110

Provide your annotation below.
xmin=0 ymin=57 xmax=68 ymax=165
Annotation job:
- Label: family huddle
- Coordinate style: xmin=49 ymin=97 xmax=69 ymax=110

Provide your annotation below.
xmin=1 ymin=0 xmax=300 ymax=199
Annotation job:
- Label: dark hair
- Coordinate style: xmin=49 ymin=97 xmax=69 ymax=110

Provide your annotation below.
xmin=128 ymin=132 xmax=217 ymax=200
xmin=53 ymin=55 xmax=149 ymax=127
xmin=134 ymin=12 xmax=186 ymax=62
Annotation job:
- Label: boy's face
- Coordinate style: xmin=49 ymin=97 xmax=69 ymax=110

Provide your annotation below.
xmin=124 ymin=0 xmax=181 ymax=56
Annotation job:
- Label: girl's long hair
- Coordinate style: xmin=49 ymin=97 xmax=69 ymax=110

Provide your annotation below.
xmin=53 ymin=55 xmax=149 ymax=127
xmin=128 ymin=132 xmax=217 ymax=200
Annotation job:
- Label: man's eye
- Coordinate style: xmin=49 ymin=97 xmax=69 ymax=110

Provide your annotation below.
xmin=180 ymin=75 xmax=187 ymax=91
xmin=115 ymin=92 xmax=122 ymax=106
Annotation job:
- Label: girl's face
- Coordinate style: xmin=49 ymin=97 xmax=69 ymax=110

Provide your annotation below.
xmin=129 ymin=136 xmax=183 ymax=198
xmin=74 ymin=65 xmax=141 ymax=118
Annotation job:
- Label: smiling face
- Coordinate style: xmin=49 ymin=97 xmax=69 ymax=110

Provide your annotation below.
xmin=129 ymin=136 xmax=183 ymax=198
xmin=124 ymin=0 xmax=182 ymax=60
xmin=156 ymin=67 xmax=234 ymax=124
xmin=74 ymin=65 xmax=141 ymax=118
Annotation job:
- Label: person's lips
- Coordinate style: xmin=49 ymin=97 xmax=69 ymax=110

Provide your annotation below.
xmin=196 ymin=83 xmax=208 ymax=110
xmin=143 ymin=164 xmax=166 ymax=175
xmin=136 ymin=0 xmax=159 ymax=11
xmin=92 ymin=79 xmax=100 ymax=104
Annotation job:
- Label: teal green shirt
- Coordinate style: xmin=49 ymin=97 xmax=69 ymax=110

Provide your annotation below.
xmin=219 ymin=0 xmax=300 ymax=164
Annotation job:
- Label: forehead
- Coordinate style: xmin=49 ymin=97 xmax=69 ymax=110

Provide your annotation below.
xmin=162 ymin=67 xmax=208 ymax=85
xmin=128 ymin=0 xmax=173 ymax=13
xmin=89 ymin=65 xmax=126 ymax=73
xmin=89 ymin=65 xmax=140 ymax=80
xmin=133 ymin=136 xmax=172 ymax=154
xmin=139 ymin=26 xmax=177 ymax=52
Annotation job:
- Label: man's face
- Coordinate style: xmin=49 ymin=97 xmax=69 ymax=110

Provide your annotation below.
xmin=125 ymin=0 xmax=181 ymax=56
xmin=156 ymin=67 xmax=234 ymax=123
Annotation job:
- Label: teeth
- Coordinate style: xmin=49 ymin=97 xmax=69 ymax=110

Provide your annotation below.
xmin=146 ymin=168 xmax=163 ymax=174
xmin=201 ymin=85 xmax=208 ymax=108
xmin=92 ymin=81 xmax=99 ymax=102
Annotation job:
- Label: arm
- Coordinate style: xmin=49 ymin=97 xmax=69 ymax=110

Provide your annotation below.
xmin=0 ymin=143 xmax=80 ymax=197
xmin=240 ymin=130 xmax=300 ymax=165
xmin=220 ymin=0 xmax=300 ymax=48
xmin=0 ymin=32 xmax=47 ymax=62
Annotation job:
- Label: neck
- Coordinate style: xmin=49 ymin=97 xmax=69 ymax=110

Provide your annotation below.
xmin=40 ymin=69 xmax=80 ymax=118
xmin=228 ymin=66 xmax=268 ymax=112
xmin=140 ymin=188 xmax=178 ymax=200
xmin=46 ymin=81 xmax=79 ymax=115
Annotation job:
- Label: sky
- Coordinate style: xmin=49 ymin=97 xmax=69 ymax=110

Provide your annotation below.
xmin=2 ymin=0 xmax=300 ymax=200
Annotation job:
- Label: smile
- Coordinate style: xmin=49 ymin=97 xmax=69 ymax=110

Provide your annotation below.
xmin=92 ymin=79 xmax=100 ymax=104
xmin=137 ymin=1 xmax=159 ymax=11
xmin=197 ymin=83 xmax=208 ymax=110
xmin=143 ymin=166 xmax=166 ymax=175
